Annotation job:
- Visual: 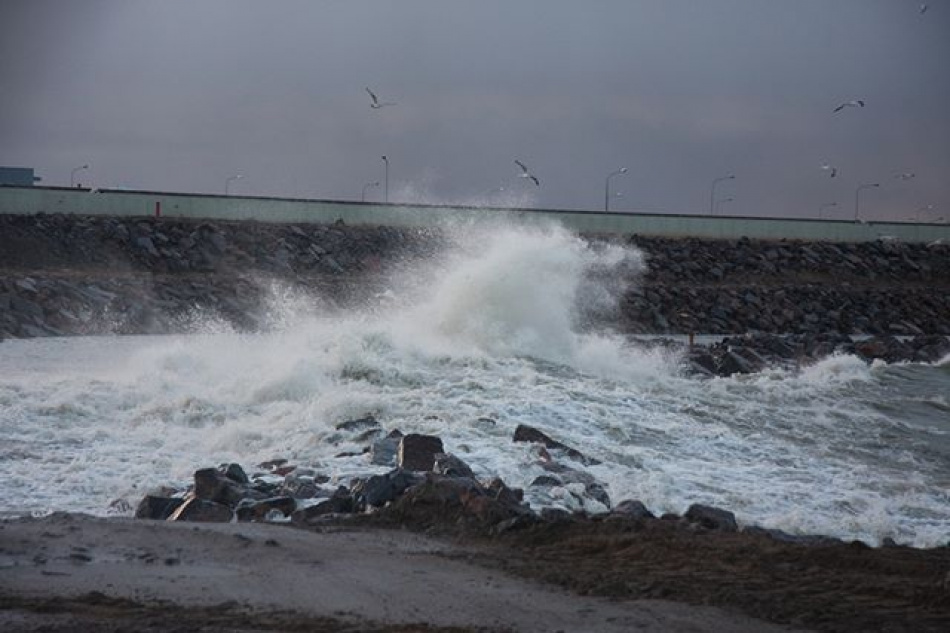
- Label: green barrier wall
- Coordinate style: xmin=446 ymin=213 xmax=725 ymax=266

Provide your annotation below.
xmin=2 ymin=185 xmax=946 ymax=243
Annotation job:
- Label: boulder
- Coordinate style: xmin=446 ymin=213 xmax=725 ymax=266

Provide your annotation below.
xmin=378 ymin=474 xmax=534 ymax=531
xmin=352 ymin=468 xmax=424 ymax=509
xmin=610 ymin=499 xmax=655 ymax=520
xmin=193 ymin=467 xmax=257 ymax=506
xmin=335 ymin=415 xmax=380 ymax=433
xmin=134 ymin=495 xmax=185 ymax=520
xmin=292 ymin=487 xmax=355 ymax=523
xmin=235 ymin=496 xmax=297 ymax=522
xmin=167 ymin=496 xmax=233 ymax=523
xmin=398 ymin=434 xmax=444 ymax=471
xmin=370 ymin=429 xmax=404 ymax=466
xmin=684 ymin=504 xmax=738 ymax=532
xmin=432 ymin=453 xmax=475 ymax=479
xmin=222 ymin=462 xmax=249 ymax=484
xmin=512 ymin=424 xmax=600 ymax=466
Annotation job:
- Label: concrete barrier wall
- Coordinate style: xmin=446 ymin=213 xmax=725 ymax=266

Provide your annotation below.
xmin=2 ymin=185 xmax=947 ymax=243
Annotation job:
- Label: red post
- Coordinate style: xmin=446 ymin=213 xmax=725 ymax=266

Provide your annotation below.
xmin=155 ymin=201 xmax=161 ymax=218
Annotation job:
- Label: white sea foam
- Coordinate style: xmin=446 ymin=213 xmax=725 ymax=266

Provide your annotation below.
xmin=1 ymin=221 xmax=948 ymax=547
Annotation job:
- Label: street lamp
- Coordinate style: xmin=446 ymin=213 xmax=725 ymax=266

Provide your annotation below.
xmin=381 ymin=155 xmax=389 ymax=203
xmin=710 ymin=174 xmax=735 ymax=215
xmin=605 ymin=167 xmax=627 ymax=211
xmin=225 ymin=174 xmax=243 ymax=195
xmin=854 ymin=183 xmax=880 ymax=222
xmin=362 ymin=181 xmax=379 ymax=202
xmin=70 ymin=164 xmax=89 ymax=187
xmin=714 ymin=197 xmax=734 ymax=215
xmin=819 ymin=202 xmax=838 ymax=219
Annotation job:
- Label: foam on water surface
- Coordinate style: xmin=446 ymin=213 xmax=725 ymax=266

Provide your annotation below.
xmin=1 ymin=221 xmax=948 ymax=547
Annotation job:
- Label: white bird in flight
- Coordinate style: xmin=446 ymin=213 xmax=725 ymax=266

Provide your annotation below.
xmin=919 ymin=4 xmax=928 ymax=15
xmin=895 ymin=172 xmax=916 ymax=180
xmin=514 ymin=160 xmax=540 ymax=186
xmin=833 ymin=99 xmax=865 ymax=113
xmin=365 ymin=87 xmax=396 ymax=109
xmin=821 ymin=163 xmax=838 ymax=178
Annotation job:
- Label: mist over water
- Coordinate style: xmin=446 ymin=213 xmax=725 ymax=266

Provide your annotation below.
xmin=1 ymin=220 xmax=948 ymax=548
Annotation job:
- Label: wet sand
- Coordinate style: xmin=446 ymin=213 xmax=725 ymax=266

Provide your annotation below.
xmin=0 ymin=513 xmax=804 ymax=633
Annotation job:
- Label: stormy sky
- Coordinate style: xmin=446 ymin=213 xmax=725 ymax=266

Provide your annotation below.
xmin=1 ymin=0 xmax=948 ymax=221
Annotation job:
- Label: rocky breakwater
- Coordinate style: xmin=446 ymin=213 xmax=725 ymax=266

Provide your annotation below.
xmin=0 ymin=213 xmax=445 ymax=338
xmin=622 ymin=235 xmax=950 ymax=336
xmin=1 ymin=212 xmax=949 ymax=339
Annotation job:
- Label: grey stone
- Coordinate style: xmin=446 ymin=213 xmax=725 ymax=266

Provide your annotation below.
xmin=432 ymin=453 xmax=475 ymax=479
xmin=398 ymin=434 xmax=445 ymax=471
xmin=134 ymin=495 xmax=185 ymax=520
xmin=167 ymin=496 xmax=234 ymax=523
xmin=684 ymin=504 xmax=738 ymax=532
xmin=611 ymin=499 xmax=655 ymax=520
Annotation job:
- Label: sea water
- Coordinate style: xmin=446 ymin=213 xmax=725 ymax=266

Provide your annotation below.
xmin=1 ymin=221 xmax=948 ymax=547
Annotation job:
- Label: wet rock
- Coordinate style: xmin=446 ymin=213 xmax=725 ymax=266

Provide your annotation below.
xmin=684 ymin=504 xmax=738 ymax=532
xmin=193 ymin=467 xmax=258 ymax=506
xmin=432 ymin=453 xmax=475 ymax=479
xmin=610 ymin=499 xmax=655 ymax=520
xmin=134 ymin=495 xmax=185 ymax=520
xmin=222 ymin=463 xmax=249 ymax=485
xmin=583 ymin=483 xmax=612 ymax=509
xmin=292 ymin=487 xmax=355 ymax=523
xmin=530 ymin=475 xmax=562 ymax=487
xmin=378 ymin=474 xmax=535 ymax=531
xmin=398 ymin=434 xmax=445 ymax=472
xmin=235 ymin=496 xmax=297 ymax=522
xmin=717 ymin=350 xmax=757 ymax=376
xmin=10 ymin=295 xmax=44 ymax=319
xmin=352 ymin=468 xmax=424 ymax=509
xmin=370 ymin=429 xmax=404 ymax=466
xmin=483 ymin=477 xmax=525 ymax=506
xmin=742 ymin=525 xmax=842 ymax=546
xmin=335 ymin=415 xmax=380 ymax=433
xmin=513 ymin=424 xmax=600 ymax=466
xmin=539 ymin=507 xmax=575 ymax=523
xmin=167 ymin=496 xmax=234 ymax=523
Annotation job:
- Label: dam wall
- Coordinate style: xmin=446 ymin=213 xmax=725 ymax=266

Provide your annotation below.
xmin=2 ymin=185 xmax=946 ymax=244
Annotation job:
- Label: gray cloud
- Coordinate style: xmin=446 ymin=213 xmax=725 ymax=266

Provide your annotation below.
xmin=1 ymin=0 xmax=948 ymax=221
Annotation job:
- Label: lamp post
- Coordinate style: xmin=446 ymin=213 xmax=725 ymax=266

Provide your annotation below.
xmin=362 ymin=181 xmax=379 ymax=202
xmin=381 ymin=155 xmax=389 ymax=203
xmin=710 ymin=174 xmax=735 ymax=214
xmin=854 ymin=183 xmax=879 ymax=222
xmin=70 ymin=164 xmax=89 ymax=187
xmin=605 ymin=167 xmax=627 ymax=211
xmin=714 ymin=197 xmax=734 ymax=215
xmin=819 ymin=202 xmax=838 ymax=219
xmin=225 ymin=174 xmax=243 ymax=195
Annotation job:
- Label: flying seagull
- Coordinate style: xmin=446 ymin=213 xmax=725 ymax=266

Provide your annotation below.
xmin=821 ymin=163 xmax=838 ymax=178
xmin=833 ymin=99 xmax=865 ymax=113
xmin=514 ymin=160 xmax=540 ymax=186
xmin=920 ymin=4 xmax=928 ymax=14
xmin=895 ymin=172 xmax=916 ymax=180
xmin=365 ymin=87 xmax=396 ymax=109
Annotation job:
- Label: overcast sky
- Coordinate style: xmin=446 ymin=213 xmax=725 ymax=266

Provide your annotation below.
xmin=1 ymin=0 xmax=948 ymax=221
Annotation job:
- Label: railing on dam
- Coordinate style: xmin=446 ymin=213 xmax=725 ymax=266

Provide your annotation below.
xmin=2 ymin=185 xmax=947 ymax=244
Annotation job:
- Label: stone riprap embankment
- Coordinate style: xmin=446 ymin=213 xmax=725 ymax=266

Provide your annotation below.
xmin=621 ymin=235 xmax=950 ymax=336
xmin=1 ymin=212 xmax=948 ymax=341
xmin=0 ymin=213 xmax=446 ymax=338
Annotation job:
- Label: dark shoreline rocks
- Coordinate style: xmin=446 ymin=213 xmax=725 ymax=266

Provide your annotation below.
xmin=2 ymin=212 xmax=949 ymax=341
xmin=131 ymin=445 xmax=922 ymax=551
